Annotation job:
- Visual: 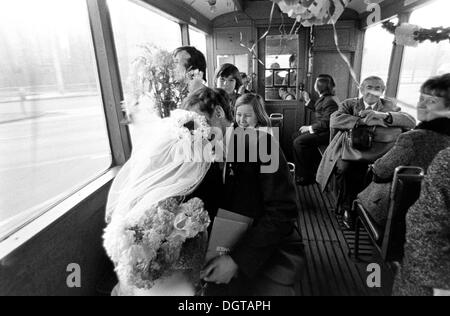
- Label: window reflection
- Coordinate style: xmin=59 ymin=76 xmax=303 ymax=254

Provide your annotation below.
xmin=397 ymin=0 xmax=450 ymax=120
xmin=265 ymin=35 xmax=299 ymax=101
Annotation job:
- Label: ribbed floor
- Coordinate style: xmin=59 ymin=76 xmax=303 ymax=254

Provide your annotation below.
xmin=295 ymin=184 xmax=394 ymax=296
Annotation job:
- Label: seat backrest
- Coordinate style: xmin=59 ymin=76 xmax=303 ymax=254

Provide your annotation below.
xmin=381 ymin=166 xmax=424 ymax=262
xmin=270 ymin=113 xmax=284 ymax=129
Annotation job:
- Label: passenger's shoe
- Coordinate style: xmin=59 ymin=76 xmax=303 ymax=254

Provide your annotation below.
xmin=343 ymin=210 xmax=356 ymax=231
xmin=295 ymin=176 xmax=316 ymax=186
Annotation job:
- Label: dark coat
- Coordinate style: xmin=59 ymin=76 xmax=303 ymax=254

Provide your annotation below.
xmin=316 ymin=97 xmax=417 ymax=190
xmin=358 ymin=119 xmax=450 ymax=226
xmin=223 ymin=130 xmax=299 ymax=280
xmin=306 ymin=94 xmax=339 ymax=135
xmin=191 ymin=128 xmax=301 ymax=282
xmin=393 ymin=147 xmax=450 ymax=296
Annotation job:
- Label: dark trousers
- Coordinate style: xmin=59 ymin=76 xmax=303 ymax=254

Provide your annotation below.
xmin=335 ymin=159 xmax=369 ymax=212
xmin=292 ymin=131 xmax=330 ymax=180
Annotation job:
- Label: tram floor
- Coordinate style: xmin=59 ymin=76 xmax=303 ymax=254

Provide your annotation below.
xmin=295 ymin=183 xmax=395 ymax=296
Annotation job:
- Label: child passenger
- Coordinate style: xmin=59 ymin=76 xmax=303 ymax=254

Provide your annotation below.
xmin=234 ymin=93 xmax=271 ymax=132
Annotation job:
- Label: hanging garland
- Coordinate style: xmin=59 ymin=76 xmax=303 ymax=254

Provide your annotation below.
xmin=382 ymin=21 xmax=450 ymax=46
xmin=271 ymin=0 xmax=350 ymax=27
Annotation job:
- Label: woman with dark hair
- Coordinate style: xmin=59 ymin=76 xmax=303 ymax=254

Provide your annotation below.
xmin=292 ymin=74 xmax=339 ymax=185
xmin=357 ymin=73 xmax=450 ymax=227
xmin=215 ymin=63 xmax=243 ymax=109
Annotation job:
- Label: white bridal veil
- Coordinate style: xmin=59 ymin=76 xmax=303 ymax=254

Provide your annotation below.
xmin=105 ymin=108 xmax=213 ymax=224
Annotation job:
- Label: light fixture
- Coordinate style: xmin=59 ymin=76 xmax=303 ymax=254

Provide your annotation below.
xmin=208 ymin=0 xmax=217 ymax=13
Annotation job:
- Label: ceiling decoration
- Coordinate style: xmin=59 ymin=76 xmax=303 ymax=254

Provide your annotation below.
xmin=182 ymin=0 xmax=382 ymax=21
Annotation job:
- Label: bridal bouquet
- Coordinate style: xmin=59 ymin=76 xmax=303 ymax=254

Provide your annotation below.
xmin=109 ymin=197 xmax=210 ymax=290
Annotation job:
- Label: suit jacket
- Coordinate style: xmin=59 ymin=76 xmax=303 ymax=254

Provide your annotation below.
xmin=330 ymin=97 xmax=416 ymax=133
xmin=192 ymin=129 xmax=300 ymax=280
xmin=393 ymin=147 xmax=450 ymax=296
xmin=316 ymin=97 xmax=416 ymax=191
xmin=306 ymin=94 xmax=339 ymax=135
xmin=223 ymin=129 xmax=299 ymax=280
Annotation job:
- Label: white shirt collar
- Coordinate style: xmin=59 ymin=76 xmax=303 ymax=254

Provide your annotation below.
xmin=364 ymin=100 xmax=377 ymax=110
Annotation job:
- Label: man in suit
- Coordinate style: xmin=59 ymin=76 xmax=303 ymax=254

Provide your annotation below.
xmin=184 ymin=87 xmax=304 ymax=296
xmin=327 ymin=76 xmax=416 ymax=229
xmin=173 ymin=46 xmax=207 ymax=94
xmin=292 ymin=74 xmax=339 ymax=185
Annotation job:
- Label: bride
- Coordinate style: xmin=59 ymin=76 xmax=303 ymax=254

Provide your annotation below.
xmin=103 ymin=46 xmax=212 ymax=296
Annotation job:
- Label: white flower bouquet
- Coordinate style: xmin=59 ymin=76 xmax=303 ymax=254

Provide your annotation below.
xmin=114 ymin=197 xmax=210 ymax=291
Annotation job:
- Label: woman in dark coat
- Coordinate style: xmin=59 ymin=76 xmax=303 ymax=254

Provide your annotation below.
xmin=393 ymin=147 xmax=450 ymax=296
xmin=357 ymin=74 xmax=450 ymax=227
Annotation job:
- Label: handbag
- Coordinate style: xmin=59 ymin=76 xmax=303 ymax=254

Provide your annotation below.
xmin=349 ymin=125 xmax=376 ymax=150
xmin=342 ymin=126 xmax=402 ymax=163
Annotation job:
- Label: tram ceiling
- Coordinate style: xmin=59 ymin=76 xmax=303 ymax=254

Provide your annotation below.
xmin=181 ymin=0 xmax=431 ymax=23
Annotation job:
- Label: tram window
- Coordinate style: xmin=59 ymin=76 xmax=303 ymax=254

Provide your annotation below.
xmin=107 ymin=0 xmax=182 ymax=89
xmin=107 ymin=0 xmax=182 ymax=144
xmin=0 ymin=0 xmax=111 ymax=240
xmin=265 ymin=35 xmax=299 ymax=101
xmin=360 ymin=19 xmax=398 ymax=84
xmin=397 ymin=0 xmax=450 ymax=120
xmin=189 ymin=27 xmax=208 ymax=62
xmin=217 ymin=54 xmax=249 ymax=77
xmin=189 ymin=26 xmax=208 ymax=82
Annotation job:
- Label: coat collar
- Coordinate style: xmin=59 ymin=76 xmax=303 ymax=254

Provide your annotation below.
xmin=358 ymin=98 xmax=384 ymax=111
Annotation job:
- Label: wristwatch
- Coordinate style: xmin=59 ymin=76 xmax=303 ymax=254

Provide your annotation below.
xmin=384 ymin=112 xmax=393 ymax=125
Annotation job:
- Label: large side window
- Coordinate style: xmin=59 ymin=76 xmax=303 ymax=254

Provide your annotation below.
xmin=107 ymin=0 xmax=183 ymax=144
xmin=189 ymin=26 xmax=208 ymax=60
xmin=189 ymin=26 xmax=209 ymax=82
xmin=108 ymin=0 xmax=182 ymax=88
xmin=360 ymin=20 xmax=397 ymax=84
xmin=397 ymin=0 xmax=450 ymax=120
xmin=0 ymin=0 xmax=112 ymax=240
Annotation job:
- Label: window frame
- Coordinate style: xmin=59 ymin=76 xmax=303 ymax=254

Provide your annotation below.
xmin=0 ymin=0 xmax=130 ymax=255
xmin=0 ymin=0 xmax=215 ymax=257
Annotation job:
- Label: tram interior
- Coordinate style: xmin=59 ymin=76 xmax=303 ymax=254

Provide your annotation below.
xmin=0 ymin=0 xmax=449 ymax=296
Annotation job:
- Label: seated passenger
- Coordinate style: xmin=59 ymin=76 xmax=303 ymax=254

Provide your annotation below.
xmin=173 ymin=46 xmax=207 ymax=94
xmin=358 ymin=74 xmax=450 ymax=227
xmin=393 ymin=146 xmax=450 ymax=296
xmin=292 ymin=74 xmax=339 ymax=185
xmin=234 ymin=93 xmax=271 ymax=133
xmin=215 ymin=63 xmax=243 ymax=110
xmin=316 ymin=76 xmax=416 ymax=228
xmin=184 ymin=87 xmax=304 ymax=296
xmin=238 ymin=72 xmax=252 ymax=95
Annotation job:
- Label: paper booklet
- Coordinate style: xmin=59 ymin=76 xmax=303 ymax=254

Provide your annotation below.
xmin=205 ymin=209 xmax=254 ymax=263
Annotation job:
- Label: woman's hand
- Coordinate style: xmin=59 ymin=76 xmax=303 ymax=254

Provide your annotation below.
xmin=201 ymin=255 xmax=239 ymax=285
